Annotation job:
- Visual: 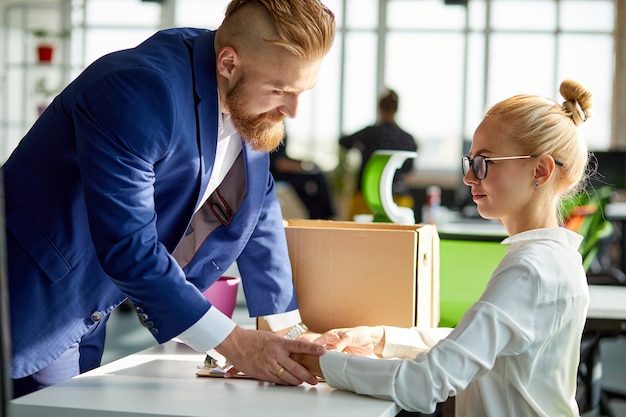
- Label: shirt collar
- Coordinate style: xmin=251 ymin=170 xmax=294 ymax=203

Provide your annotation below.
xmin=502 ymin=227 xmax=583 ymax=250
xmin=217 ymin=94 xmax=238 ymax=140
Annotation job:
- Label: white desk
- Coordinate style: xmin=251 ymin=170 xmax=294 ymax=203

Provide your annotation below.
xmin=10 ymin=341 xmax=399 ymax=417
xmin=437 ymin=220 xmax=507 ymax=242
xmin=587 ymin=285 xmax=626 ymax=331
xmin=605 ymin=202 xmax=626 ymax=221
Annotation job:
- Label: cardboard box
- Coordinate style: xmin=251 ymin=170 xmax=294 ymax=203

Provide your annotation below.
xmin=258 ymin=220 xmax=439 ymax=333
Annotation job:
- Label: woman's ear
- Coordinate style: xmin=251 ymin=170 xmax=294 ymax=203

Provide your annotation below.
xmin=216 ymin=46 xmax=239 ymax=80
xmin=534 ymin=155 xmax=556 ymax=186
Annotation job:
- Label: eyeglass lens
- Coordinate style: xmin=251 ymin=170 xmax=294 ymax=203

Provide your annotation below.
xmin=462 ymin=155 xmax=487 ymax=180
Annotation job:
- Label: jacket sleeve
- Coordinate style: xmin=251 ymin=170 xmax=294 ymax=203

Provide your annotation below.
xmin=236 ymin=171 xmax=298 ymax=317
xmin=73 ymin=66 xmax=210 ymax=342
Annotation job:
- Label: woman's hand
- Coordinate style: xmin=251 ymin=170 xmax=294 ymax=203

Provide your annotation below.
xmin=315 ymin=326 xmax=384 ymax=357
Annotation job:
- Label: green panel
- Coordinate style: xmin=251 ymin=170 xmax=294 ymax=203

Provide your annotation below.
xmin=439 ymin=239 xmax=507 ymax=327
xmin=361 ymin=154 xmax=391 ymax=219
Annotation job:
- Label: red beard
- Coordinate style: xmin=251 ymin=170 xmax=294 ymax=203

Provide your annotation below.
xmin=225 ymin=75 xmax=285 ymax=152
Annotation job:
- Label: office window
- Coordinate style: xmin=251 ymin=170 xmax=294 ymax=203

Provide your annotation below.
xmin=385 ymin=32 xmax=466 ymax=172
xmin=346 ymin=0 xmax=377 ymax=29
xmin=560 ymin=0 xmax=614 ymax=31
xmin=85 ymin=0 xmax=160 ymax=26
xmin=286 ymin=33 xmax=342 ymax=171
xmin=14 ymin=0 xmax=608 ymax=178
xmin=341 ymin=32 xmax=378 ymax=135
xmin=491 ymin=0 xmax=556 ymax=30
xmin=464 ymin=32 xmax=487 ymax=139
xmin=467 ymin=0 xmax=486 ymax=30
xmin=487 ymin=33 xmax=556 ymax=105
xmin=388 ymin=0 xmax=466 ymax=30
xmin=174 ymin=0 xmax=229 ymax=29
xmin=0 ymin=0 xmax=615 ymax=174
xmin=558 ymin=33 xmax=613 ymax=149
xmin=73 ymin=0 xmax=614 ymax=176
xmin=81 ymin=0 xmax=161 ymax=66
xmin=382 ymin=0 xmax=613 ymax=173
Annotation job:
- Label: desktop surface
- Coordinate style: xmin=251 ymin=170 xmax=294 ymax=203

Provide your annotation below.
xmin=10 ymin=341 xmax=399 ymax=417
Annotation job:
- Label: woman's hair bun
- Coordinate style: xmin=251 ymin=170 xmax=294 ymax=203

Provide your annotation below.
xmin=560 ymin=79 xmax=593 ymax=126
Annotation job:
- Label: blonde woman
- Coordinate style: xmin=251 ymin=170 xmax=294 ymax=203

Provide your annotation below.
xmin=295 ymin=79 xmax=593 ymax=417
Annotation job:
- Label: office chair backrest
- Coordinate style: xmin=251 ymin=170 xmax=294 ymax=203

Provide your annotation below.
xmin=361 ymin=150 xmax=417 ymax=224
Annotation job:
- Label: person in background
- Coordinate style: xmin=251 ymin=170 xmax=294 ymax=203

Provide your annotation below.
xmin=270 ymin=130 xmax=336 ymax=219
xmin=294 ymin=79 xmax=593 ymax=416
xmin=4 ymin=0 xmax=334 ymax=397
xmin=339 ymin=88 xmax=418 ymax=220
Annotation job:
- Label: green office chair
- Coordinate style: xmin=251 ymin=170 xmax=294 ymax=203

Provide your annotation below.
xmin=361 ymin=150 xmax=417 ymax=224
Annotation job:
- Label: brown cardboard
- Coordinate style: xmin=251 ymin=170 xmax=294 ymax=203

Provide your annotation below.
xmin=257 ymin=220 xmax=439 ymax=333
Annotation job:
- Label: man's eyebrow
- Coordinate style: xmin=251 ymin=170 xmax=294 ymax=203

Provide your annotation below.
xmin=267 ymin=80 xmax=316 ymax=93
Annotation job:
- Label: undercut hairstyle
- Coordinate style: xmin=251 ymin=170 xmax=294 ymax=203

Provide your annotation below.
xmin=218 ymin=0 xmax=335 ymax=59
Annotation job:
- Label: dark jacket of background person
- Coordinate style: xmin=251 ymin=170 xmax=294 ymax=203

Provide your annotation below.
xmin=339 ymin=89 xmax=418 ymax=196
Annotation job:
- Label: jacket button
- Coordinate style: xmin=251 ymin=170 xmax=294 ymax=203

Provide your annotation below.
xmin=90 ymin=311 xmax=103 ymax=323
xmin=149 ymin=327 xmax=159 ymax=336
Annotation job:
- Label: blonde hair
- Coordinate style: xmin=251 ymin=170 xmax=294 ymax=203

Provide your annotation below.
xmin=485 ymin=79 xmax=593 ymax=200
xmin=217 ymin=0 xmax=336 ymax=60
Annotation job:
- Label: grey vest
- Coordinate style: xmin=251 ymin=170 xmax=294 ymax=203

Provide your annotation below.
xmin=173 ymin=152 xmax=246 ymax=268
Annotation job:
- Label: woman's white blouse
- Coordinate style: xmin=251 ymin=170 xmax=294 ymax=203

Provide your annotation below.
xmin=320 ymin=227 xmax=589 ymax=417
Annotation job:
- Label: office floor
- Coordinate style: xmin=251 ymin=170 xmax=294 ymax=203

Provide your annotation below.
xmin=102 ymin=285 xmax=626 ymax=417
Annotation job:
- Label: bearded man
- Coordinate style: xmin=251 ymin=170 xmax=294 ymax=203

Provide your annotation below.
xmin=3 ymin=0 xmax=335 ymax=397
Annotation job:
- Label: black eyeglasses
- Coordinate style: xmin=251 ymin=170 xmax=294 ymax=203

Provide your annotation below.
xmin=462 ymin=154 xmax=564 ymax=180
xmin=462 ymin=155 xmax=534 ymax=180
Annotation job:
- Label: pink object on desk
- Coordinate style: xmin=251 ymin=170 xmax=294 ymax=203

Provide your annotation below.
xmin=202 ymin=276 xmax=241 ymax=318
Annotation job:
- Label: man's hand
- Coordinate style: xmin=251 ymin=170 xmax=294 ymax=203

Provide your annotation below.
xmin=214 ymin=326 xmax=325 ymax=385
xmin=290 ymin=352 xmax=323 ymax=378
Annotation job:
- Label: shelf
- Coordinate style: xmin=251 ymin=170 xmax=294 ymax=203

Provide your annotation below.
xmin=1 ymin=0 xmax=79 ymax=162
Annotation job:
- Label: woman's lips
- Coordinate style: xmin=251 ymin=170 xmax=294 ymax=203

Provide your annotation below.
xmin=472 ymin=193 xmax=486 ymax=201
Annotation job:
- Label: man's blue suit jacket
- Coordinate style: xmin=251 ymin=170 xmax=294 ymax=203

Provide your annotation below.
xmin=3 ymin=29 xmax=297 ymax=379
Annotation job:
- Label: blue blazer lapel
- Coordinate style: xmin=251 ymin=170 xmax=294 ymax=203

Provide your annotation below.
xmin=191 ymin=31 xmax=220 ymax=211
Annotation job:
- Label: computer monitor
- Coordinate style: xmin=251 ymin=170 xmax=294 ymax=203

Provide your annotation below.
xmin=587 ymin=150 xmax=626 ymax=191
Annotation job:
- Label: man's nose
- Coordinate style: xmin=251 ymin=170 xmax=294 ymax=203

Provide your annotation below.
xmin=279 ymin=94 xmax=299 ymax=118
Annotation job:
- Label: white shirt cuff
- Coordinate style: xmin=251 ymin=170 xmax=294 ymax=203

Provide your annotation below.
xmin=264 ymin=309 xmax=302 ymax=332
xmin=382 ymin=326 xmax=452 ymax=358
xmin=176 ymin=306 xmax=237 ymax=352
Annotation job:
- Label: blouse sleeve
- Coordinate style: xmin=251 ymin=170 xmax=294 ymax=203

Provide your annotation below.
xmin=319 ymin=260 xmax=538 ymax=413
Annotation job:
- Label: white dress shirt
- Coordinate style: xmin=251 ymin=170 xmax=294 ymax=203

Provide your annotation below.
xmin=176 ymin=109 xmax=302 ymax=353
xmin=320 ymin=227 xmax=588 ymax=417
